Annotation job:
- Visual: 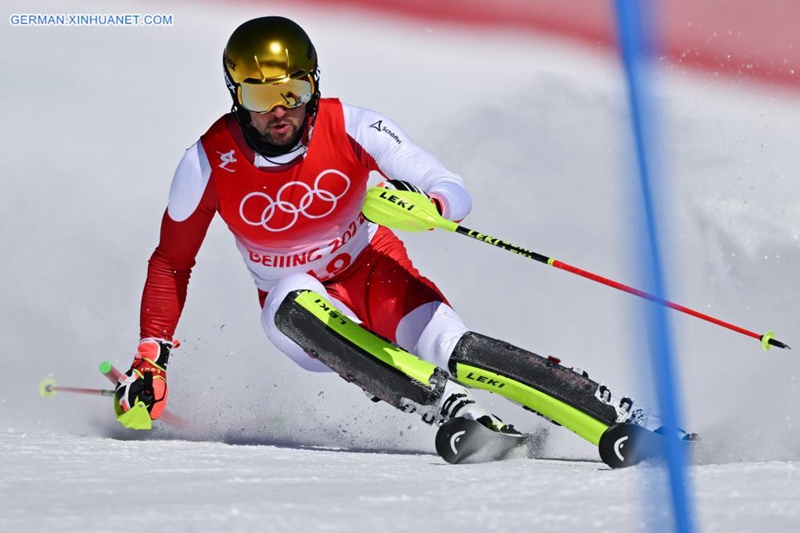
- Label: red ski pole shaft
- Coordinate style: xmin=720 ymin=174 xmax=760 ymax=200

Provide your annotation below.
xmin=551 ymin=260 xmax=760 ymax=339
xmin=99 ymin=361 xmax=188 ymax=428
xmin=454 ymin=225 xmax=790 ymax=351
xmin=39 ymin=377 xmax=114 ymax=398
xmin=50 ymin=385 xmax=114 ymax=397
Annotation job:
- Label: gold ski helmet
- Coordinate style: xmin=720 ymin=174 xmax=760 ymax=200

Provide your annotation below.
xmin=223 ymin=17 xmax=320 ymax=156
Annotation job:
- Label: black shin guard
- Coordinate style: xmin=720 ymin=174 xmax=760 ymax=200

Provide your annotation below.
xmin=449 ymin=332 xmax=621 ymax=445
xmin=275 ymin=290 xmax=446 ymax=414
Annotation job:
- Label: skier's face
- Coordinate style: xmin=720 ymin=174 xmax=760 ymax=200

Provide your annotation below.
xmin=248 ymin=104 xmax=307 ymax=147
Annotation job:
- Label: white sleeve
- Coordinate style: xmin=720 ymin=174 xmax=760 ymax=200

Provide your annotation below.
xmin=342 ymin=103 xmax=472 ymax=221
xmin=167 ymin=141 xmax=212 ymax=222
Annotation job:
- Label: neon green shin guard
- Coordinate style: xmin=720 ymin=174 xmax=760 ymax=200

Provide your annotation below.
xmin=275 ymin=290 xmax=447 ymax=416
xmin=449 ymin=332 xmax=622 ymax=446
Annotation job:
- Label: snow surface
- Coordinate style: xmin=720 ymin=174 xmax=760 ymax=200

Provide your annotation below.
xmin=2 ymin=0 xmax=800 ymax=531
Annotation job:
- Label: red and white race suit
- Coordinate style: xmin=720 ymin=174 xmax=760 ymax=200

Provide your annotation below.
xmin=142 ymin=98 xmax=470 ymax=370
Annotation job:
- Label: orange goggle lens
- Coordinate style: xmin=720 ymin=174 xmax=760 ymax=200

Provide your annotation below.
xmin=238 ymin=77 xmax=313 ymax=113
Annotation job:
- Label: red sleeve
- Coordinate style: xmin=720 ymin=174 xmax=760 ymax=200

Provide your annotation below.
xmin=140 ymin=179 xmax=218 ymax=340
xmin=347 ymin=134 xmax=381 ymax=173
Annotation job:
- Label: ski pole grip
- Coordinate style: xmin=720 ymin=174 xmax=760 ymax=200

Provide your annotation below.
xmin=362 ymin=187 xmax=457 ymax=232
xmin=99 ymin=361 xmax=189 ymax=429
xmin=99 ymin=361 xmax=124 ymax=383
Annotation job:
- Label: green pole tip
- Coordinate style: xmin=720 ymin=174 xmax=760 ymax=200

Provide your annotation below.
xmin=39 ymin=377 xmax=58 ymax=398
xmin=98 ymin=361 xmax=112 ymax=374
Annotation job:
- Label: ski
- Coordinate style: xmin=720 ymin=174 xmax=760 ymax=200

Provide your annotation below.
xmin=435 ymin=418 xmax=545 ymax=464
xmin=598 ymin=423 xmax=700 ymax=469
xmin=436 ymin=418 xmax=698 ymax=468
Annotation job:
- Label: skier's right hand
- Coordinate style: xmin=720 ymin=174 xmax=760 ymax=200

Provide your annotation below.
xmin=114 ymin=338 xmax=176 ymax=429
xmin=362 ymin=179 xmax=451 ymax=233
xmin=383 ymin=180 xmax=444 ymax=215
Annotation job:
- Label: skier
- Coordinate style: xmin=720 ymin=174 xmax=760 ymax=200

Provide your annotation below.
xmin=115 ymin=16 xmax=672 ymax=464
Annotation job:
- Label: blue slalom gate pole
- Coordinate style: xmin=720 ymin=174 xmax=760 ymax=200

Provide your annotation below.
xmin=612 ymin=1 xmax=696 ymax=532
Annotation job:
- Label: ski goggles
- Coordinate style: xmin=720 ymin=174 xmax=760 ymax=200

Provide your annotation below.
xmin=237 ymin=76 xmax=314 ymax=113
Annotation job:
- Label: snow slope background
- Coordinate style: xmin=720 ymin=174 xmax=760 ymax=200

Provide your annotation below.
xmin=1 ymin=0 xmax=799 ymax=531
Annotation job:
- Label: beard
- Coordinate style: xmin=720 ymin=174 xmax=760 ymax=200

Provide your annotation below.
xmin=250 ymin=105 xmax=308 ymax=148
xmin=236 ymin=105 xmax=310 ymax=158
xmin=258 ymin=120 xmax=304 ymax=147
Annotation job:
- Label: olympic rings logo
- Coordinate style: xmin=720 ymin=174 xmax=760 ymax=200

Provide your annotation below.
xmin=239 ymin=169 xmax=351 ymax=232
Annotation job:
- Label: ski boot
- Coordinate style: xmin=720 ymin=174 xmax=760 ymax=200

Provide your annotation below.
xmin=430 ymin=381 xmax=517 ymax=433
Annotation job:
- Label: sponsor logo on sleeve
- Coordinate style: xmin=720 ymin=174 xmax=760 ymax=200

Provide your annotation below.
xmin=369 ymin=120 xmax=402 ymax=145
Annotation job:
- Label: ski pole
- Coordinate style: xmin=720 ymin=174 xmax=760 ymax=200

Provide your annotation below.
xmin=39 ymin=378 xmax=114 ymax=398
xmin=99 ymin=361 xmax=188 ymax=428
xmin=362 ymin=188 xmax=791 ymax=351
xmin=453 ymin=225 xmax=790 ymax=351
